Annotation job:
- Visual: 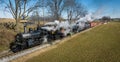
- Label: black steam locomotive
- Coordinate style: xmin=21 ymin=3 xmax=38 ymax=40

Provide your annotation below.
xmin=10 ymin=28 xmax=47 ymax=52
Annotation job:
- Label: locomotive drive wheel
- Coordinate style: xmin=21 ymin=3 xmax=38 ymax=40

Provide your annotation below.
xmin=10 ymin=42 xmax=21 ymax=53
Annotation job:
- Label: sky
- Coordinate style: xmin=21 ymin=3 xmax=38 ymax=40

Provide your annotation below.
xmin=80 ymin=0 xmax=120 ymax=18
xmin=0 ymin=0 xmax=120 ymax=18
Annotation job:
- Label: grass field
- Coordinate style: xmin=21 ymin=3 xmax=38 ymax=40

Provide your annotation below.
xmin=26 ymin=22 xmax=120 ymax=62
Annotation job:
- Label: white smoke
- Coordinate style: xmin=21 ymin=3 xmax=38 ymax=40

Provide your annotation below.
xmin=77 ymin=5 xmax=107 ymax=22
xmin=77 ymin=13 xmax=94 ymax=22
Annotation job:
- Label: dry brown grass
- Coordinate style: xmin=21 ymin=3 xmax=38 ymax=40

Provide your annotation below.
xmin=0 ymin=18 xmax=15 ymax=23
xmin=0 ymin=26 xmax=16 ymax=52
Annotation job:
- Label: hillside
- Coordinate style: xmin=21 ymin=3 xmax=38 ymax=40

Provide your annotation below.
xmin=25 ymin=22 xmax=120 ymax=62
xmin=0 ymin=26 xmax=16 ymax=52
xmin=0 ymin=18 xmax=15 ymax=23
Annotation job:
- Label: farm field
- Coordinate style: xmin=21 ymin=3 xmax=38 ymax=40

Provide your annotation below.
xmin=25 ymin=22 xmax=120 ymax=62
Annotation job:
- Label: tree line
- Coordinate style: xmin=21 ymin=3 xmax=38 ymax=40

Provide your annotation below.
xmin=0 ymin=0 xmax=87 ymax=31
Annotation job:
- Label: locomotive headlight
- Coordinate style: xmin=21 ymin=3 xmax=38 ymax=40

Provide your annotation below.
xmin=51 ymin=30 xmax=55 ymax=34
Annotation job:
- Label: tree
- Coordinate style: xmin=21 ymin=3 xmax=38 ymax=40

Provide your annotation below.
xmin=102 ymin=16 xmax=111 ymax=22
xmin=0 ymin=0 xmax=41 ymax=32
xmin=64 ymin=0 xmax=87 ymax=22
xmin=47 ymin=0 xmax=66 ymax=20
xmin=30 ymin=10 xmax=41 ymax=25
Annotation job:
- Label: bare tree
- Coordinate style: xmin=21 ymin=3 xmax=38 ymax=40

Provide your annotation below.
xmin=47 ymin=0 xmax=66 ymax=20
xmin=30 ymin=10 xmax=41 ymax=25
xmin=102 ymin=16 xmax=111 ymax=22
xmin=74 ymin=3 xmax=88 ymax=19
xmin=64 ymin=0 xmax=87 ymax=22
xmin=0 ymin=0 xmax=41 ymax=31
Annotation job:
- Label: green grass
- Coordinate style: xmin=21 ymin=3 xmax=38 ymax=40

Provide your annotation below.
xmin=26 ymin=22 xmax=120 ymax=62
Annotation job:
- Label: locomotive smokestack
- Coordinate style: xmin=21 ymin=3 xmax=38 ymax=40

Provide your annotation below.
xmin=24 ymin=23 xmax=27 ymax=33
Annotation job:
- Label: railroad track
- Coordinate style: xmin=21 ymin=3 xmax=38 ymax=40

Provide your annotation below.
xmin=0 ymin=51 xmax=13 ymax=59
